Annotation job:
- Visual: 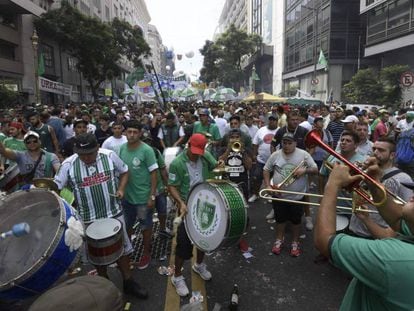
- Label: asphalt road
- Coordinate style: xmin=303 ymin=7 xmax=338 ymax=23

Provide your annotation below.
xmin=1 ymin=199 xmax=350 ymax=311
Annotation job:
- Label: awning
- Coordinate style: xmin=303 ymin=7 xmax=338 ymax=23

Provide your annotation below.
xmin=286 ymin=97 xmax=322 ymax=106
xmin=243 ymin=92 xmax=286 ymax=103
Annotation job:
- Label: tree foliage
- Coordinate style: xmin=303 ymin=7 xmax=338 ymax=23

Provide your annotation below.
xmin=34 ymin=1 xmax=150 ymax=99
xmin=343 ymin=65 xmax=409 ymax=108
xmin=0 ymin=85 xmax=19 ymax=109
xmin=199 ymin=24 xmax=261 ymax=89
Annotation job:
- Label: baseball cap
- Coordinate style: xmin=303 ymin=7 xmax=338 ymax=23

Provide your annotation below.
xmin=73 ymin=119 xmax=88 ymax=127
xmin=24 ymin=131 xmax=40 ymax=141
xmin=313 ymin=117 xmax=323 ymax=123
xmin=282 ymin=132 xmax=295 ymax=141
xmin=9 ymin=121 xmax=25 ymax=131
xmin=336 ymin=107 xmax=344 ymax=112
xmin=268 ymin=115 xmax=277 ymax=121
xmin=198 ymin=108 xmax=209 ymax=115
xmin=341 ymin=115 xmax=359 ymax=123
xmin=379 ymin=108 xmax=388 ymax=114
xmin=28 ymin=276 xmax=123 ymax=311
xmin=235 ymin=107 xmax=244 ymax=114
xmin=73 ymin=133 xmax=98 ymax=154
xmin=356 ymin=111 xmax=365 ymax=117
xmin=189 ymin=133 xmax=207 ymax=155
xmin=166 ymin=112 xmax=175 ymax=120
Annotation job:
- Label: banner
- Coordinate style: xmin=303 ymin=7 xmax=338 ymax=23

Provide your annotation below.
xmin=39 ymin=77 xmax=72 ymax=96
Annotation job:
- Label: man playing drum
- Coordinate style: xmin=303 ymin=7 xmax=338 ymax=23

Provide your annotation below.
xmin=54 ymin=133 xmax=148 ymax=299
xmin=263 ymin=132 xmax=318 ymax=257
xmin=168 ymin=133 xmax=219 ymax=296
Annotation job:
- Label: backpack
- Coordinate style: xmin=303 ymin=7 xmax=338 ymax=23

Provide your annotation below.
xmin=396 ymin=128 xmax=414 ymax=165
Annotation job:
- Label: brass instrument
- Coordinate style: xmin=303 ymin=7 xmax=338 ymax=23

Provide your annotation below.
xmin=230 ymin=140 xmax=243 ymax=153
xmin=259 ymin=188 xmax=378 ymax=213
xmin=274 ymin=160 xmax=306 ymax=188
xmin=305 ymin=129 xmax=405 ymax=207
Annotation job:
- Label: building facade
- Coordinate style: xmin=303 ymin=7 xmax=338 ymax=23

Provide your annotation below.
xmin=282 ymin=0 xmax=363 ymax=102
xmin=361 ymin=0 xmax=414 ymax=103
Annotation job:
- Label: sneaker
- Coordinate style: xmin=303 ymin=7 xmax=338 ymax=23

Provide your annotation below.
xmin=271 ymin=239 xmax=284 ymax=255
xmin=192 ymin=262 xmax=212 ymax=281
xmin=290 ymin=242 xmax=301 ymax=257
xmin=248 ymin=194 xmax=258 ymax=203
xmin=171 ymin=275 xmax=189 ymax=297
xmin=266 ymin=209 xmax=275 ymax=220
xmin=137 ymin=254 xmax=151 ymax=270
xmin=305 ymin=216 xmax=313 ymax=231
xmin=123 ymin=279 xmax=149 ymax=299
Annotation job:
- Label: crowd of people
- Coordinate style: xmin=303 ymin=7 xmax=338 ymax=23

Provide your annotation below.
xmin=0 ymin=99 xmax=414 ymax=309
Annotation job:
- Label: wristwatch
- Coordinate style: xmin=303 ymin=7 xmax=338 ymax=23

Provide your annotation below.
xmin=151 ymin=195 xmax=156 ymax=201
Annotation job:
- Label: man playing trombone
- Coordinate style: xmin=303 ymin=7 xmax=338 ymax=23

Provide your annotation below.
xmin=315 ymin=161 xmax=414 ymax=310
xmin=263 ymin=132 xmax=318 ymax=257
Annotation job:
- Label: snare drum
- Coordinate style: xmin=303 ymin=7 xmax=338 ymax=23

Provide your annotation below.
xmin=85 ymin=218 xmax=124 ymax=266
xmin=336 ymin=215 xmax=350 ymax=233
xmin=185 ymin=180 xmax=248 ymax=253
xmin=0 ymin=189 xmax=83 ymax=300
xmin=163 ymin=147 xmax=181 ymax=171
xmin=0 ymin=164 xmax=20 ymax=192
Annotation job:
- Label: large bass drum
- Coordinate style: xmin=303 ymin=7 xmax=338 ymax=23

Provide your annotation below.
xmin=0 ymin=189 xmax=83 ymax=300
xmin=185 ymin=180 xmax=248 ymax=253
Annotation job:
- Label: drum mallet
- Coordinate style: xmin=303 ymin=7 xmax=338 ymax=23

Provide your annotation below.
xmin=172 ymin=214 xmax=184 ymax=235
xmin=1 ymin=222 xmax=30 ymax=240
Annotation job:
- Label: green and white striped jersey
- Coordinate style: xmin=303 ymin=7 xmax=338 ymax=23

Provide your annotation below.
xmin=54 ymin=148 xmax=128 ymax=222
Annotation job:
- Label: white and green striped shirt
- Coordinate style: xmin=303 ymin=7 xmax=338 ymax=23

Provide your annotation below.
xmin=54 ymin=148 xmax=128 ymax=223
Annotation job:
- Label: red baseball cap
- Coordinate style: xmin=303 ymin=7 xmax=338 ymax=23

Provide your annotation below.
xmin=189 ymin=133 xmax=207 ymax=155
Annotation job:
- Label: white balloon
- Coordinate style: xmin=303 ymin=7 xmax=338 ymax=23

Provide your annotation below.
xmin=185 ymin=51 xmax=194 ymax=58
xmin=165 ymin=65 xmax=171 ymax=71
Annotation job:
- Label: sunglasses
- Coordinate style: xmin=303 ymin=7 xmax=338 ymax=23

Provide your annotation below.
xmin=25 ymin=139 xmax=39 ymax=144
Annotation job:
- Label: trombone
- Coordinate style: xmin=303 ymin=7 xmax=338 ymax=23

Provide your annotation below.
xmin=305 ymin=129 xmax=406 ymax=207
xmin=274 ymin=160 xmax=306 ymax=188
xmin=259 ymin=188 xmax=379 ymax=214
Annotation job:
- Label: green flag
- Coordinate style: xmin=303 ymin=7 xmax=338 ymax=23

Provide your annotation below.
xmin=251 ymin=70 xmax=260 ymax=81
xmin=318 ymin=50 xmax=328 ymax=70
xmin=38 ymin=52 xmax=45 ymax=77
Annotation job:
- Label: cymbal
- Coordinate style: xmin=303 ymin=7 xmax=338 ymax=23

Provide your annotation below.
xmin=32 ymin=178 xmax=58 ymax=192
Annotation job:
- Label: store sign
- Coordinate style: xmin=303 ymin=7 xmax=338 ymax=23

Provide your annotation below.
xmin=400 ymin=72 xmax=414 ymax=87
xmin=39 ymin=77 xmax=72 ymax=96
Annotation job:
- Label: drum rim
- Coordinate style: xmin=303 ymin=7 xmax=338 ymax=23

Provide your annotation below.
xmin=184 ymin=180 xmax=248 ymax=252
xmin=0 ymin=189 xmax=68 ymax=290
xmin=85 ymin=218 xmax=122 ymax=241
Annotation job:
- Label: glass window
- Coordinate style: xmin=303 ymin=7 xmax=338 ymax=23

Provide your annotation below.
xmin=388 ymin=0 xmax=410 ymax=30
xmin=41 ymin=44 xmax=54 ymax=68
xmin=68 ymin=57 xmax=78 ymax=72
xmin=0 ymin=40 xmax=15 ymax=60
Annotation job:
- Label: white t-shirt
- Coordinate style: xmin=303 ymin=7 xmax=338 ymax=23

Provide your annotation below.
xmin=299 ymin=120 xmax=312 ymax=131
xmin=396 ymin=119 xmax=414 ymax=132
xmin=214 ymin=117 xmax=228 ymax=137
xmin=252 ymin=126 xmax=278 ymax=164
xmin=101 ymin=135 xmax=127 ymax=154
xmin=264 ymin=148 xmax=317 ymax=200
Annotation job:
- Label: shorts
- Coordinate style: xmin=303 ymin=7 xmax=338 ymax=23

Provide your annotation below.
xmin=155 ymin=193 xmax=167 ymax=216
xmin=122 ymin=200 xmax=153 ymax=231
xmin=175 ymin=222 xmax=195 ymax=260
xmin=272 ymin=199 xmax=304 ymax=225
xmin=84 ymin=213 xmax=133 ymax=265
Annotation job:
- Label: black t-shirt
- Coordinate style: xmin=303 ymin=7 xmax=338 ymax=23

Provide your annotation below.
xmin=95 ymin=127 xmax=113 ymax=146
xmin=271 ymin=126 xmax=309 ymax=150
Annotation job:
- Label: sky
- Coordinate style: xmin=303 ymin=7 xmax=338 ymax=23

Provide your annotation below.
xmin=146 ymin=0 xmax=226 ymax=80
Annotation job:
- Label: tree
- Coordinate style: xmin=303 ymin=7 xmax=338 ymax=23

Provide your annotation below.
xmin=35 ymin=1 xmax=150 ymax=99
xmin=342 ymin=68 xmax=384 ymax=105
xmin=199 ymin=24 xmax=261 ymax=90
xmin=380 ymin=64 xmax=409 ymax=108
xmin=0 ymin=85 xmax=19 ymax=109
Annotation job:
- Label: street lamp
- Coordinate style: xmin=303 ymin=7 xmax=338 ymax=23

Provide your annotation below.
xmin=31 ymin=29 xmax=40 ymax=104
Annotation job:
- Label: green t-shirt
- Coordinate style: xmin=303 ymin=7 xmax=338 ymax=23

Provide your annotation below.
xmin=192 ymin=121 xmax=221 ymax=141
xmin=330 ymin=222 xmax=414 ymax=310
xmin=118 ymin=142 xmax=158 ymax=204
xmin=154 ymin=148 xmax=166 ymax=194
xmin=3 ymin=137 xmax=26 ymax=151
xmin=0 ymin=132 xmax=6 ymax=143
xmin=168 ymin=149 xmax=217 ymax=201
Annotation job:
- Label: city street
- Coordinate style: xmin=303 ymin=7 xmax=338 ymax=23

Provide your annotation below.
xmin=1 ymin=197 xmax=350 ymax=311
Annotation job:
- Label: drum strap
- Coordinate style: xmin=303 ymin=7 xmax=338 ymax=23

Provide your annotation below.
xmin=395 ymin=233 xmax=414 ymax=244
xmin=380 ymin=169 xmax=402 ymax=182
xmin=22 ymin=151 xmax=44 ymax=183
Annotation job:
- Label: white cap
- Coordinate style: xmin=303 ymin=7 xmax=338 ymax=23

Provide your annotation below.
xmin=235 ymin=107 xmax=244 ymax=114
xmin=341 ymin=115 xmax=359 ymax=123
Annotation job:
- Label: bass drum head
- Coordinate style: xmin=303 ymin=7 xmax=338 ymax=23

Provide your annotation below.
xmin=0 ymin=190 xmax=62 ymax=287
xmin=185 ymin=183 xmax=228 ymax=252
xmin=336 ymin=215 xmax=350 ymax=233
xmin=86 ymin=218 xmax=121 ymax=240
